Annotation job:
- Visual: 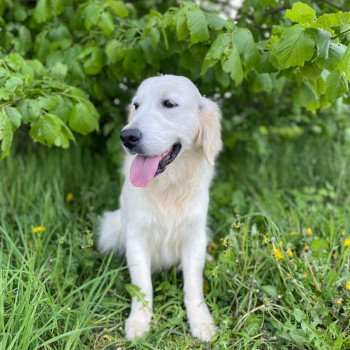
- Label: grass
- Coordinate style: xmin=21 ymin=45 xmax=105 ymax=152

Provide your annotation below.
xmin=1 ymin=138 xmax=350 ymax=349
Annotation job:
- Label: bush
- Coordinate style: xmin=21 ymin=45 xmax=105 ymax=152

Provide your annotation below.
xmin=0 ymin=0 xmax=350 ymax=158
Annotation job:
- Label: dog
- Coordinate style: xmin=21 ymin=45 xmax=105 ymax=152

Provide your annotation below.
xmin=97 ymin=74 xmax=222 ymax=341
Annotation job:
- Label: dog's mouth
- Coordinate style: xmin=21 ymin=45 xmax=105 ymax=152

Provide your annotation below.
xmin=130 ymin=143 xmax=182 ymax=188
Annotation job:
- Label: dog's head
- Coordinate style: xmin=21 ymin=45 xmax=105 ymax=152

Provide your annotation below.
xmin=120 ymin=75 xmax=222 ymax=187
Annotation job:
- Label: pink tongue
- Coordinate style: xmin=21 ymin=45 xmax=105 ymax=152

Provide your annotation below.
xmin=130 ymin=155 xmax=162 ymax=187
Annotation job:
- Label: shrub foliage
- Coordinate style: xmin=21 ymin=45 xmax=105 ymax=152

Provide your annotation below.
xmin=0 ymin=0 xmax=350 ymax=157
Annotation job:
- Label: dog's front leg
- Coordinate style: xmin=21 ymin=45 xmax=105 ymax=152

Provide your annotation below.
xmin=125 ymin=236 xmax=153 ymax=340
xmin=182 ymin=234 xmax=217 ymax=342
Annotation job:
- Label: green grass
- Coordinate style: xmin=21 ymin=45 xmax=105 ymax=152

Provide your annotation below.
xmin=1 ymin=139 xmax=350 ymax=349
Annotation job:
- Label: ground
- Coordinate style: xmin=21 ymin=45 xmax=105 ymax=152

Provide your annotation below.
xmin=1 ymin=137 xmax=350 ymax=349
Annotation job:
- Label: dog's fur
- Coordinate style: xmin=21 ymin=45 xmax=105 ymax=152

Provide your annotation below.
xmin=98 ymin=75 xmax=222 ymax=341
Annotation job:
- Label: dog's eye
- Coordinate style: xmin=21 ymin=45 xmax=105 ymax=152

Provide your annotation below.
xmin=162 ymin=100 xmax=178 ymax=108
xmin=133 ymin=102 xmax=139 ymax=110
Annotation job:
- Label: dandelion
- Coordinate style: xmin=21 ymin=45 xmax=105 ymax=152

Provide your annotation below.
xmin=306 ymin=227 xmax=313 ymax=235
xmin=207 ymin=241 xmax=218 ymax=254
xmin=221 ymin=237 xmax=233 ymax=249
xmin=343 ymin=237 xmax=350 ymax=247
xmin=272 ymin=247 xmax=284 ymax=260
xmin=346 ymin=281 xmax=350 ymax=291
xmin=287 ymin=248 xmax=293 ymax=257
xmin=65 ymin=192 xmax=74 ymax=202
xmin=335 ymin=297 xmax=343 ymax=305
xmin=32 ymin=226 xmax=45 ymax=234
xmin=304 ymin=244 xmax=310 ymax=251
xmin=101 ymin=334 xmax=112 ymax=342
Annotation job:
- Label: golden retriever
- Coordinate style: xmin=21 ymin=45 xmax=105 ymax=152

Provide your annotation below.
xmin=98 ymin=75 xmax=222 ymax=341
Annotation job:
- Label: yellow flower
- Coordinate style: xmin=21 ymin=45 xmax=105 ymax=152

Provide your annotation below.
xmin=344 ymin=238 xmax=350 ymax=247
xmin=306 ymin=227 xmax=313 ymax=235
xmin=207 ymin=241 xmax=218 ymax=254
xmin=304 ymin=244 xmax=310 ymax=251
xmin=32 ymin=226 xmax=45 ymax=234
xmin=287 ymin=248 xmax=293 ymax=257
xmin=335 ymin=297 xmax=343 ymax=305
xmin=101 ymin=334 xmax=112 ymax=342
xmin=333 ymin=251 xmax=339 ymax=260
xmin=65 ymin=192 xmax=74 ymax=202
xmin=203 ymin=281 xmax=210 ymax=293
xmin=272 ymin=247 xmax=284 ymax=261
xmin=346 ymin=281 xmax=350 ymax=291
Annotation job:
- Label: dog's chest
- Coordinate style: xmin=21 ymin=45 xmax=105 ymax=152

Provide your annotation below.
xmin=146 ymin=216 xmax=191 ymax=270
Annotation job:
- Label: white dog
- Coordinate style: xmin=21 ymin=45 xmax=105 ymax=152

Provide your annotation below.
xmin=98 ymin=75 xmax=222 ymax=341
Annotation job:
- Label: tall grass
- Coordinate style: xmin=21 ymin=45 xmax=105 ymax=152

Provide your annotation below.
xmin=1 ymin=139 xmax=350 ymax=349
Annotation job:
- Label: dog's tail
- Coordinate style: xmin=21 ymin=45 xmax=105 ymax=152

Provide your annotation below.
xmin=96 ymin=209 xmax=124 ymax=254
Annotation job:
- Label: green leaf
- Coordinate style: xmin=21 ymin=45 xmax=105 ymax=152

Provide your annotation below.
xmin=122 ymin=48 xmax=145 ymax=75
xmin=253 ymin=73 xmax=273 ymax=93
xmin=4 ymin=76 xmax=24 ymax=92
xmin=98 ymin=12 xmax=115 ymax=36
xmin=33 ymin=0 xmax=51 ymax=23
xmin=0 ymin=90 xmax=11 ymax=101
xmin=325 ymin=71 xmax=348 ymax=101
xmin=78 ymin=47 xmax=104 ymax=75
xmin=201 ymin=33 xmax=231 ymax=74
xmin=261 ymin=285 xmax=278 ymax=298
xmin=316 ymin=12 xmax=350 ymax=27
xmin=289 ymin=330 xmax=305 ymax=346
xmin=17 ymin=99 xmax=41 ymax=123
xmin=222 ymin=45 xmax=243 ymax=85
xmin=340 ymin=45 xmax=350 ymax=79
xmin=294 ymin=308 xmax=306 ymax=323
xmin=109 ymin=1 xmax=129 ymax=18
xmin=176 ymin=12 xmax=189 ymax=41
xmin=51 ymin=62 xmax=68 ymax=78
xmin=285 ymin=2 xmax=316 ymax=24
xmin=83 ymin=3 xmax=101 ymax=29
xmin=334 ymin=336 xmax=344 ymax=350
xmin=4 ymin=107 xmax=22 ymax=130
xmin=5 ymin=53 xmax=34 ymax=77
xmin=105 ymin=40 xmax=126 ymax=63
xmin=232 ymin=28 xmax=258 ymax=68
xmin=30 ymin=113 xmax=74 ymax=148
xmin=205 ymin=12 xmax=226 ymax=30
xmin=186 ymin=7 xmax=209 ymax=44
xmin=306 ymin=28 xmax=331 ymax=60
xmin=125 ymin=284 xmax=149 ymax=309
xmin=294 ymin=80 xmax=318 ymax=108
xmin=68 ymin=87 xmax=89 ymax=99
xmin=272 ymin=25 xmax=315 ymax=68
xmin=52 ymin=97 xmax=73 ymax=123
xmin=316 ymin=43 xmax=347 ymax=71
xmin=214 ymin=67 xmax=230 ymax=87
xmin=311 ymin=238 xmax=329 ymax=258
xmin=38 ymin=96 xmax=60 ymax=111
xmin=69 ymin=102 xmax=99 ymax=135
xmin=51 ymin=0 xmax=66 ymax=15
xmin=0 ymin=109 xmax=13 ymax=159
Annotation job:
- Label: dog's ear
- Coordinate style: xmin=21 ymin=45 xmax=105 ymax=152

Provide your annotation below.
xmin=196 ymin=97 xmax=223 ymax=166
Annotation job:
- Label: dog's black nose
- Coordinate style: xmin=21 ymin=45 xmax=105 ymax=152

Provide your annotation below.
xmin=120 ymin=128 xmax=142 ymax=149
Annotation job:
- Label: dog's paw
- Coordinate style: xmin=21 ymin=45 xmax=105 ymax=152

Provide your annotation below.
xmin=191 ymin=321 xmax=217 ymax=342
xmin=188 ymin=305 xmax=217 ymax=342
xmin=125 ymin=310 xmax=152 ymax=340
